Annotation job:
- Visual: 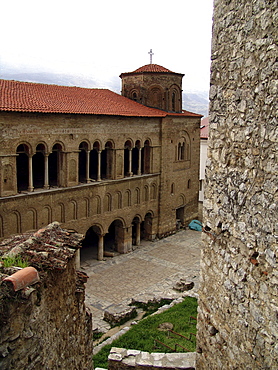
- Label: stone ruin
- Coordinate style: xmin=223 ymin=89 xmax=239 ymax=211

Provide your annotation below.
xmin=0 ymin=222 xmax=93 ymax=369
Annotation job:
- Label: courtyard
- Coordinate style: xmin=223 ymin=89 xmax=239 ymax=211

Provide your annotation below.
xmin=80 ymin=229 xmax=202 ymax=332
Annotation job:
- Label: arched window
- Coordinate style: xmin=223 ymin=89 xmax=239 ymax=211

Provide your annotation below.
xmin=33 ymin=144 xmax=45 ymax=189
xmin=135 ymin=187 xmax=140 ymax=204
xmin=142 ymin=140 xmax=151 ymax=174
xmin=172 ymin=91 xmax=176 ymax=111
xmin=124 ymin=140 xmax=132 ymax=177
xmin=79 ymin=142 xmax=88 ymax=183
xmin=103 ymin=141 xmax=113 ymax=180
xmin=16 ymin=144 xmax=29 ymax=192
xmin=151 ymin=183 xmax=157 ymax=199
xmin=177 ymin=142 xmax=182 ymax=160
xmin=171 ymin=183 xmax=175 ymax=195
xmin=181 ymin=142 xmax=185 ymax=160
xmin=123 ymin=189 xmax=131 ymax=207
xmin=144 ymin=185 xmax=149 ymax=201
xmin=49 ymin=143 xmax=62 ymax=187
xmin=132 ymin=141 xmax=140 ymax=175
xmin=177 ymin=134 xmax=190 ymax=161
xmin=104 ymin=193 xmax=112 ymax=212
xmin=90 ymin=141 xmax=100 ymax=181
xmin=148 ymin=87 xmax=163 ymax=109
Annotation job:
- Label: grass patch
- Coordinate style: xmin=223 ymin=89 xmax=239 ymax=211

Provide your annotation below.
xmin=93 ymin=297 xmax=197 ymax=369
xmin=1 ymin=256 xmax=29 ymax=268
xmin=93 ymin=331 xmax=105 ymax=341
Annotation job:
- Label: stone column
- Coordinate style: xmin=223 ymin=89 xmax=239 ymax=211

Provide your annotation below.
xmin=86 ymin=150 xmax=90 ymax=183
xmin=128 ymin=149 xmax=133 ymax=176
xmin=97 ymin=234 xmax=104 ymax=261
xmin=44 ymin=154 xmax=49 ymax=189
xmin=97 ymin=151 xmax=101 ymax=181
xmin=28 ymin=155 xmax=34 ymax=192
xmin=136 ymin=222 xmax=141 ymax=246
xmin=138 ymin=147 xmax=142 ymax=175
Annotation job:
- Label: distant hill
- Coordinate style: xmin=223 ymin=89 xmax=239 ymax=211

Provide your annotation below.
xmin=0 ymin=70 xmax=121 ymax=92
xmin=182 ymin=91 xmax=209 ymax=117
xmin=0 ymin=68 xmax=208 ymax=116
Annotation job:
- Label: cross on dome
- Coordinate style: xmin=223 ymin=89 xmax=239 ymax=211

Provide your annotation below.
xmin=148 ymin=49 xmax=154 ymax=64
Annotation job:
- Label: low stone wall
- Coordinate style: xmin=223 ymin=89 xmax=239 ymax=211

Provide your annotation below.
xmin=108 ymin=347 xmax=196 ymax=370
xmin=0 ymin=222 xmax=93 ymax=369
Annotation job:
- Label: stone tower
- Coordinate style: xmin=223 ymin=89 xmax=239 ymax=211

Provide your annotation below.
xmin=196 ymin=1 xmax=277 ymax=369
xmin=120 ymin=64 xmax=184 ymax=112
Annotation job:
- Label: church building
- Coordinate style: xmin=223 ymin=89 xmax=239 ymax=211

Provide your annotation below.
xmin=0 ymin=63 xmax=201 ymax=260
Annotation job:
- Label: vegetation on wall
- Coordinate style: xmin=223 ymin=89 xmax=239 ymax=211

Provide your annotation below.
xmin=1 ymin=256 xmax=29 ymax=268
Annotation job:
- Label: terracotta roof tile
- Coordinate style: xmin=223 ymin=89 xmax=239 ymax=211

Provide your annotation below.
xmin=120 ymin=64 xmax=184 ymax=76
xmin=0 ymin=79 xmax=167 ymax=117
xmin=0 ymin=222 xmax=83 ymax=271
xmin=0 ymin=79 xmax=200 ymax=118
xmin=133 ymin=64 xmax=174 ymax=73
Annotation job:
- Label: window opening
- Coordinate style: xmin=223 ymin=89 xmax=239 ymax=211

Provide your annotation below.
xmin=16 ymin=144 xmax=29 ymax=192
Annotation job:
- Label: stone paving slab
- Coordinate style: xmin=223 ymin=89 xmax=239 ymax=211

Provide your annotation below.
xmin=81 ymin=229 xmax=202 ymax=332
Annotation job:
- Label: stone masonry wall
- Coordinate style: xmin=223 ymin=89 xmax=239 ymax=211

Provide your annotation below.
xmin=0 ymin=223 xmax=93 ymax=369
xmin=197 ymin=1 xmax=277 ymax=369
xmin=108 ymin=347 xmax=196 ymax=370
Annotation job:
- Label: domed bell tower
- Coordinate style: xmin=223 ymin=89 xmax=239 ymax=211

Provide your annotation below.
xmin=120 ymin=55 xmax=184 ymax=113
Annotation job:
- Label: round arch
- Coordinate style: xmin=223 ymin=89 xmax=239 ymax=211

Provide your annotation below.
xmin=129 ymin=88 xmax=140 ymax=102
xmin=131 ymin=214 xmax=143 ymax=247
xmin=176 ymin=194 xmax=186 ymax=229
xmin=104 ymin=218 xmax=126 ymax=254
xmin=141 ymin=211 xmax=155 ymax=241
xmin=16 ymin=143 xmax=32 ymax=192
xmin=147 ymin=84 xmax=164 ymax=109
xmin=33 ymin=143 xmax=47 ymax=189
xmin=81 ymin=224 xmax=104 ymax=262
xmin=101 ymin=140 xmax=114 ymax=180
xmin=78 ymin=141 xmax=89 ymax=183
xmin=49 ymin=143 xmax=63 ymax=187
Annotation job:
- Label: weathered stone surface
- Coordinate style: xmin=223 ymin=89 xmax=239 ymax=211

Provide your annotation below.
xmin=104 ymin=305 xmax=137 ymax=325
xmin=0 ymin=223 xmax=93 ymax=369
xmin=197 ymin=1 xmax=278 ymax=369
xmin=173 ymin=279 xmax=194 ymax=292
xmin=108 ymin=347 xmax=196 ymax=370
xmin=157 ymin=322 xmax=174 ymax=331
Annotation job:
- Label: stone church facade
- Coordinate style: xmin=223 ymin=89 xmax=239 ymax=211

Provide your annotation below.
xmin=0 ymin=64 xmax=201 ymax=259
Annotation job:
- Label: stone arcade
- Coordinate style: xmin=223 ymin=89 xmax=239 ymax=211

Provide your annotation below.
xmin=0 ymin=64 xmax=201 ymax=261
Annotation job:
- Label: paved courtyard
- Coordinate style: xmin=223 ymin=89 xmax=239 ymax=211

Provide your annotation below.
xmin=80 ymin=229 xmax=202 ymax=332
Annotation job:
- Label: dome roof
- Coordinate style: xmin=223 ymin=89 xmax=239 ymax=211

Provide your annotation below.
xmin=133 ymin=64 xmax=173 ymax=73
xmin=120 ymin=64 xmax=184 ymax=77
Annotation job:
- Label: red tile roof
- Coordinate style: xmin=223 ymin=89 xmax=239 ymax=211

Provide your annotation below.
xmin=133 ymin=64 xmax=174 ymax=73
xmin=120 ymin=64 xmax=184 ymax=77
xmin=0 ymin=79 xmax=166 ymax=117
xmin=0 ymin=79 xmax=200 ymax=117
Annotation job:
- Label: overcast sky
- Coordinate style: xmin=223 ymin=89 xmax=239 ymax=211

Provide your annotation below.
xmin=0 ymin=0 xmax=214 ymax=92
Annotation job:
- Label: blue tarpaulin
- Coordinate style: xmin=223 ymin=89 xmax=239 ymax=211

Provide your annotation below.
xmin=188 ymin=219 xmax=202 ymax=231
